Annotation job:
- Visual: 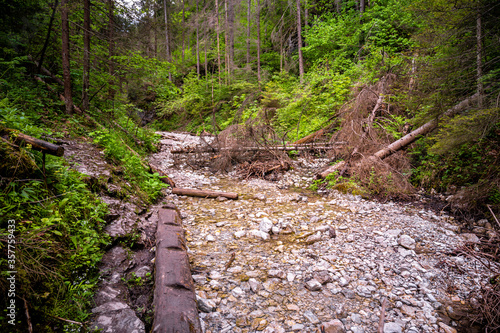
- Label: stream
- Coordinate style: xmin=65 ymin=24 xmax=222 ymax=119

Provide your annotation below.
xmin=68 ymin=132 xmax=493 ymax=333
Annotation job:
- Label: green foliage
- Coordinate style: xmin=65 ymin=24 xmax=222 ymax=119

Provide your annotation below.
xmin=0 ymin=157 xmax=109 ymax=327
xmin=89 ymin=128 xmax=166 ymax=203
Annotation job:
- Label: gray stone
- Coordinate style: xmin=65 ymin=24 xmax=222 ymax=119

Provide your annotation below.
xmin=461 ymin=233 xmax=480 ymax=243
xmin=383 ymin=322 xmax=403 ymax=333
xmin=304 ymin=310 xmax=320 ymax=324
xmin=320 ymin=319 xmax=345 ymax=333
xmin=197 ymin=297 xmax=216 ymax=312
xmin=398 ymin=235 xmax=416 ymax=250
xmin=292 ymin=324 xmax=305 ymax=331
xmin=92 ymin=301 xmax=129 ymax=314
xmin=351 ymin=326 xmax=365 ymax=333
xmin=306 ymin=279 xmax=322 ymax=291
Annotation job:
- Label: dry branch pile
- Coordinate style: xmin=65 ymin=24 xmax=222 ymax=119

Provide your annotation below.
xmin=322 ymin=74 xmax=415 ymax=198
xmin=178 ymin=123 xmax=293 ymax=180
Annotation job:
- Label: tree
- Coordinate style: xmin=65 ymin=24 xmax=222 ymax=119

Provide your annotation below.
xmin=82 ymin=0 xmax=90 ymax=111
xmin=61 ymin=0 xmax=73 ymax=114
xmin=256 ymin=0 xmax=261 ymax=82
xmin=296 ymin=0 xmax=304 ymax=83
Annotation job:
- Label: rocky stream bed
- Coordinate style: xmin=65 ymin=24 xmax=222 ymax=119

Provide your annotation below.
xmin=66 ymin=132 xmax=497 ymax=333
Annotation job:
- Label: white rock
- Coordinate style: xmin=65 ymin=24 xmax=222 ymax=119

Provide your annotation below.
xmin=259 ymin=217 xmax=273 ymax=233
xmin=305 ymin=279 xmax=322 ymax=291
xmin=206 ymin=234 xmax=215 ymax=242
xmin=234 ymin=230 xmax=246 ymax=239
xmin=249 ymin=229 xmax=270 ymax=241
xmin=398 ymin=235 xmax=416 ymax=250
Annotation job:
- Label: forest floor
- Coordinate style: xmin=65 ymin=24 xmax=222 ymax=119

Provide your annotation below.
xmin=65 ymin=132 xmax=496 ymax=333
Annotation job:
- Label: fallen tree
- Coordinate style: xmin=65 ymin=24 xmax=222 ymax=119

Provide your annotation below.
xmin=171 ymin=142 xmax=345 ymax=154
xmin=373 ymin=91 xmax=481 ymax=160
xmin=1 ymin=129 xmax=64 ymax=156
xmin=172 ymin=188 xmax=238 ymax=200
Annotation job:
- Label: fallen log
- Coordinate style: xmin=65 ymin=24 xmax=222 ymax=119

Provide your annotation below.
xmin=112 ymin=121 xmax=143 ymax=145
xmin=318 ymin=160 xmax=346 ymax=179
xmin=171 ymin=142 xmax=346 ymax=154
xmin=149 ymin=163 xmax=176 ymax=188
xmin=293 ymin=128 xmax=325 ymax=145
xmin=172 ymin=187 xmax=238 ymax=200
xmin=3 ymin=129 xmax=64 ymax=156
xmin=153 ymin=208 xmax=201 ymax=333
xmin=373 ymin=91 xmax=481 ymax=160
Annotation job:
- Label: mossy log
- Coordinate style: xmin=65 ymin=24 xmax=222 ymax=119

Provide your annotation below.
xmin=3 ymin=130 xmax=64 ymax=156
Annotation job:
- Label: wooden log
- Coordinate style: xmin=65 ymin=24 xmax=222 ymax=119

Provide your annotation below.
xmin=171 ymin=142 xmax=346 ymax=154
xmin=149 ymin=163 xmax=176 ymax=188
xmin=373 ymin=91 xmax=481 ymax=160
xmin=318 ymin=160 xmax=346 ymax=179
xmin=4 ymin=130 xmax=64 ymax=156
xmin=172 ymin=187 xmax=238 ymax=200
xmin=153 ymin=208 xmax=201 ymax=333
xmin=112 ymin=121 xmax=143 ymax=145
xmin=293 ymin=128 xmax=325 ymax=145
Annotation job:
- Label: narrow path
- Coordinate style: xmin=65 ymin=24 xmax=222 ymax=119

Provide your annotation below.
xmin=151 ymin=132 xmax=492 ymax=333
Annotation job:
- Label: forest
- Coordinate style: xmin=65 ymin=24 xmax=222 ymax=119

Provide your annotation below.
xmin=0 ymin=0 xmax=499 ymax=331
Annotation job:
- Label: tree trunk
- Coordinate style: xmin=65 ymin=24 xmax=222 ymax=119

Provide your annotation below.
xmin=61 ymin=0 xmax=73 ymax=114
xmin=246 ymin=0 xmax=251 ymax=69
xmin=476 ymin=10 xmax=484 ymax=108
xmin=296 ymin=0 xmax=304 ymax=83
xmin=257 ymin=0 xmax=261 ymax=82
xmin=196 ymin=0 xmax=200 ymax=77
xmin=181 ymin=0 xmax=185 ymax=62
xmin=215 ymin=0 xmax=222 ymax=85
xmin=82 ymin=0 xmax=90 ymax=111
xmin=38 ymin=0 xmax=59 ymax=73
xmin=164 ymin=0 xmax=170 ymax=61
xmin=108 ymin=0 xmax=115 ymax=99
xmin=360 ymin=0 xmax=365 ymax=13
xmin=373 ymin=92 xmax=481 ymax=160
xmin=225 ymin=0 xmax=230 ymax=84
xmin=228 ymin=0 xmax=235 ymax=64
xmin=153 ymin=208 xmax=202 ymax=333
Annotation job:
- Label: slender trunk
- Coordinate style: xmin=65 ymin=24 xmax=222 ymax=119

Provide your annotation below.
xmin=108 ymin=0 xmax=115 ymax=99
xmin=296 ymin=0 xmax=304 ymax=83
xmin=82 ymin=0 xmax=90 ymax=111
xmin=196 ymin=0 xmax=200 ymax=77
xmin=335 ymin=0 xmax=341 ymax=14
xmin=38 ymin=0 xmax=59 ymax=73
xmin=215 ymin=0 xmax=221 ymax=85
xmin=164 ymin=0 xmax=170 ymax=60
xmin=257 ymin=0 xmax=261 ymax=82
xmin=476 ymin=10 xmax=483 ymax=108
xmin=61 ymin=0 xmax=73 ymax=114
xmin=228 ymin=0 xmax=234 ymax=65
xmin=246 ymin=0 xmax=251 ymax=69
xmin=360 ymin=0 xmax=365 ymax=13
xmin=164 ymin=0 xmax=171 ymax=80
xmin=225 ymin=0 xmax=230 ymax=84
xmin=182 ymin=0 xmax=185 ymax=61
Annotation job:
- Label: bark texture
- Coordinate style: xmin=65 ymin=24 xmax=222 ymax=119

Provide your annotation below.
xmin=153 ymin=208 xmax=201 ymax=333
